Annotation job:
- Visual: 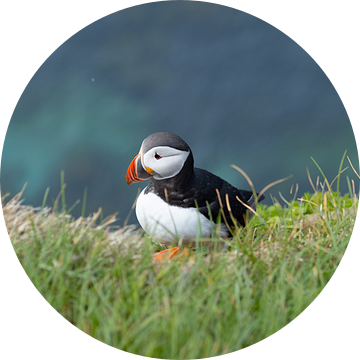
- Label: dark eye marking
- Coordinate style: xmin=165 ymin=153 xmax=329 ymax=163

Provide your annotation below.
xmin=154 ymin=153 xmax=162 ymax=160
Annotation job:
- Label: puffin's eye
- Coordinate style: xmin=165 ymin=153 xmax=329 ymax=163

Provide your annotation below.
xmin=154 ymin=153 xmax=162 ymax=160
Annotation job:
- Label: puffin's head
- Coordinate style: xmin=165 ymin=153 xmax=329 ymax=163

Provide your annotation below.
xmin=126 ymin=132 xmax=192 ymax=184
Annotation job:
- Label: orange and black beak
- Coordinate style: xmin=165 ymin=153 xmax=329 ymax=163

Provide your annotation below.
xmin=126 ymin=152 xmax=153 ymax=184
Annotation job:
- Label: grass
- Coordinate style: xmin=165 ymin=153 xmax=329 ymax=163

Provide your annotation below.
xmin=3 ymin=156 xmax=359 ymax=359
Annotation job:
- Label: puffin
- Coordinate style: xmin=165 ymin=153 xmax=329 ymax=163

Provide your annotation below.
xmin=126 ymin=132 xmax=264 ymax=261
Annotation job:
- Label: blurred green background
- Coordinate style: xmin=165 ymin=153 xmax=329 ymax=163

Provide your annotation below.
xmin=1 ymin=1 xmax=358 ymax=225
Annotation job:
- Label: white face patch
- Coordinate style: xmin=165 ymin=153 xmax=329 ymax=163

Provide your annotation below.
xmin=142 ymin=146 xmax=190 ymax=180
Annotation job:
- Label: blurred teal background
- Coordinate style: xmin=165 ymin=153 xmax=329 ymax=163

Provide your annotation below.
xmin=1 ymin=1 xmax=358 ymax=225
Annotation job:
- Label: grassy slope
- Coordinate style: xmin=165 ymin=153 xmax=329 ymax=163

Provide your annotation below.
xmin=3 ymin=164 xmax=359 ymax=359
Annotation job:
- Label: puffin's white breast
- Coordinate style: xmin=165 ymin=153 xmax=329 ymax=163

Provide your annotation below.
xmin=135 ymin=188 xmax=228 ymax=244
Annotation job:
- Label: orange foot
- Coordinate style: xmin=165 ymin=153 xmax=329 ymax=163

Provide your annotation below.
xmin=153 ymin=247 xmax=190 ymax=261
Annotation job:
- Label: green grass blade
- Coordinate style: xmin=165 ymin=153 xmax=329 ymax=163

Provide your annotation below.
xmin=337 ymin=150 xmax=347 ymax=195
xmin=81 ymin=187 xmax=88 ymax=217
xmin=311 ymin=157 xmax=332 ymax=193
xmin=61 ymin=170 xmax=66 ymax=213
xmin=42 ymin=187 xmax=50 ymax=209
